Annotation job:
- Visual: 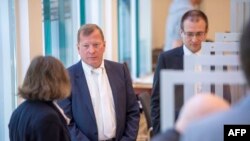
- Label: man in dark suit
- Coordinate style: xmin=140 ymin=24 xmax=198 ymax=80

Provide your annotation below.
xmin=58 ymin=24 xmax=140 ymax=141
xmin=150 ymin=10 xmax=209 ymax=135
xmin=181 ymin=17 xmax=250 ymax=141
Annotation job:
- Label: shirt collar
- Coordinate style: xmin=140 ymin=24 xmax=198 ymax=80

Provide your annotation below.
xmin=53 ymin=101 xmax=70 ymax=125
xmin=81 ymin=60 xmax=105 ymax=75
xmin=183 ymin=45 xmax=201 ymax=56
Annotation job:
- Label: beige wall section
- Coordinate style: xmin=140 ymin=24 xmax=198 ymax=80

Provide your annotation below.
xmin=15 ymin=0 xmax=21 ymax=87
xmin=152 ymin=0 xmax=171 ymax=49
xmin=201 ymin=0 xmax=230 ymax=41
xmin=15 ymin=0 xmax=43 ymax=105
xmin=152 ymin=0 xmax=230 ymax=49
xmin=16 ymin=0 xmax=43 ymax=83
xmin=103 ymin=0 xmax=118 ymax=62
xmin=28 ymin=0 xmax=43 ymax=58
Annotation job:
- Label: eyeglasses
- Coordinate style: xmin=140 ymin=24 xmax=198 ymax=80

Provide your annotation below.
xmin=182 ymin=31 xmax=206 ymax=39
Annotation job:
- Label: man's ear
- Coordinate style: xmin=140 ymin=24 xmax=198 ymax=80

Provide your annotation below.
xmin=103 ymin=41 xmax=106 ymax=48
xmin=77 ymin=44 xmax=80 ymax=51
xmin=180 ymin=30 xmax=184 ymax=38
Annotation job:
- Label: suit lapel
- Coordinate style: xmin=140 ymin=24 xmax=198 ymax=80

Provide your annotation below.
xmin=48 ymin=102 xmax=67 ymax=124
xmin=75 ymin=61 xmax=96 ymax=122
xmin=174 ymin=47 xmax=184 ymax=70
xmin=46 ymin=102 xmax=71 ymax=139
xmin=104 ymin=60 xmax=119 ymax=117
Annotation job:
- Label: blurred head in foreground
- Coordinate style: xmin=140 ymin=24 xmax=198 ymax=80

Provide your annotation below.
xmin=19 ymin=55 xmax=71 ymax=101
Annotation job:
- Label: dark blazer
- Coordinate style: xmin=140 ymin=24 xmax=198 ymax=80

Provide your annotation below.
xmin=151 ymin=47 xmax=184 ymax=135
xmin=9 ymin=100 xmax=71 ymax=141
xmin=151 ymin=46 xmax=232 ymax=135
xmin=58 ymin=60 xmax=140 ymax=141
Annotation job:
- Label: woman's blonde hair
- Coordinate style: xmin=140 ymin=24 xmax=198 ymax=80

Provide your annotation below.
xmin=19 ymin=56 xmax=71 ymax=101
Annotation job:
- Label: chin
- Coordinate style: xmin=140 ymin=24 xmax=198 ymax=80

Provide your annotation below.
xmin=92 ymin=63 xmax=101 ymax=68
xmin=190 ymin=49 xmax=198 ymax=53
xmin=192 ymin=47 xmax=201 ymax=52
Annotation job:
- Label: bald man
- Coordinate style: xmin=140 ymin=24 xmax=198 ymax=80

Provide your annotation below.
xmin=151 ymin=94 xmax=230 ymax=141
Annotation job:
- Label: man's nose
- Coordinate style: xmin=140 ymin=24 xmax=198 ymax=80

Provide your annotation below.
xmin=88 ymin=46 xmax=96 ymax=53
xmin=191 ymin=35 xmax=199 ymax=42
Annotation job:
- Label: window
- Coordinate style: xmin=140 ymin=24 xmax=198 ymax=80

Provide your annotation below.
xmin=0 ymin=0 xmax=17 ymax=140
xmin=42 ymin=0 xmax=152 ymax=79
xmin=118 ymin=0 xmax=152 ymax=78
xmin=42 ymin=0 xmax=80 ymax=67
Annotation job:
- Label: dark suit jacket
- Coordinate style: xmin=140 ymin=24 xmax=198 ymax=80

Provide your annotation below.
xmin=9 ymin=100 xmax=71 ymax=141
xmin=151 ymin=47 xmax=231 ymax=135
xmin=58 ymin=60 xmax=140 ymax=141
xmin=151 ymin=47 xmax=184 ymax=135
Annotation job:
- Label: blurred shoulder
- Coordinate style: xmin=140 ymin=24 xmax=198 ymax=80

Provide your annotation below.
xmin=104 ymin=60 xmax=124 ymax=69
xmin=159 ymin=47 xmax=184 ymax=60
xmin=67 ymin=61 xmax=81 ymax=72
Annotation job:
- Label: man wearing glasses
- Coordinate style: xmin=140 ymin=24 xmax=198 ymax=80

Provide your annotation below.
xmin=151 ymin=9 xmax=208 ymax=136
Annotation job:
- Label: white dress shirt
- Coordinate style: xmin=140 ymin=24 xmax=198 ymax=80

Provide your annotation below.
xmin=81 ymin=60 xmax=116 ymax=140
